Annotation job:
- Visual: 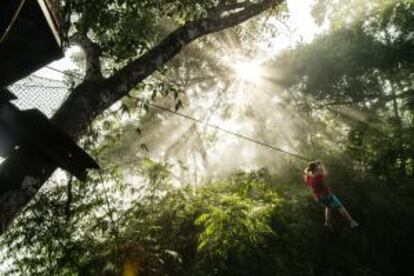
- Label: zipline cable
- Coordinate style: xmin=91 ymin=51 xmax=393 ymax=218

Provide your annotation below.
xmin=134 ymin=97 xmax=311 ymax=162
xmin=41 ymin=68 xmax=311 ymax=162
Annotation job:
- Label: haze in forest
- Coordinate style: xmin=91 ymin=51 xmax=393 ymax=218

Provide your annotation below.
xmin=1 ymin=0 xmax=412 ymax=275
xmin=93 ymin=0 xmax=326 ymax=185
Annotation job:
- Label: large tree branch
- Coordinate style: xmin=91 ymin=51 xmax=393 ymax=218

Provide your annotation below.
xmin=0 ymin=0 xmax=283 ymax=234
xmin=104 ymin=0 xmax=281 ymax=106
xmin=69 ymin=32 xmax=103 ymax=81
xmin=53 ymin=0 xmax=282 ymax=138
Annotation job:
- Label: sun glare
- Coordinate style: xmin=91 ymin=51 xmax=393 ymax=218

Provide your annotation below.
xmin=234 ymin=61 xmax=262 ymax=83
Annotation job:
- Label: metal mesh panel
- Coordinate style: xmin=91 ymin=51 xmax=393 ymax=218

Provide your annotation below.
xmin=8 ymin=75 xmax=70 ymax=118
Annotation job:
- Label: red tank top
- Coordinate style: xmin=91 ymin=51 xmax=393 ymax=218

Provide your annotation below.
xmin=305 ymin=174 xmax=330 ymax=198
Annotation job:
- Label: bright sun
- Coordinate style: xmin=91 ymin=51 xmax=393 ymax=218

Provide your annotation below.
xmin=234 ymin=61 xmax=262 ymax=83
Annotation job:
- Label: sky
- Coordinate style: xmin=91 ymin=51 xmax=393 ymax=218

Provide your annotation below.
xmin=287 ymin=0 xmax=321 ymax=42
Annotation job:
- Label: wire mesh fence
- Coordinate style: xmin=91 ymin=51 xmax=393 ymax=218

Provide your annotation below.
xmin=8 ymin=75 xmax=70 ymax=118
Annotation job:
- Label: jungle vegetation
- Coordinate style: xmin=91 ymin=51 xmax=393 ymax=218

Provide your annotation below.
xmin=1 ymin=0 xmax=413 ymax=275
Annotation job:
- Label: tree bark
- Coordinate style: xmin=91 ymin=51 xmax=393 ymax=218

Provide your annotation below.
xmin=0 ymin=0 xmax=282 ymax=234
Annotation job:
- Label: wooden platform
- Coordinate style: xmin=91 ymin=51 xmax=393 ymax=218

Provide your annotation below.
xmin=0 ymin=0 xmax=63 ymax=87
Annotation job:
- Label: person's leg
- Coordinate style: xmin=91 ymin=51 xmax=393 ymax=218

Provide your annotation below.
xmin=338 ymin=206 xmax=359 ymax=227
xmin=331 ymin=194 xmax=359 ymax=228
xmin=324 ymin=207 xmax=332 ymax=226
xmin=316 ymin=196 xmax=331 ymax=226
xmin=338 ymin=206 xmax=353 ymax=222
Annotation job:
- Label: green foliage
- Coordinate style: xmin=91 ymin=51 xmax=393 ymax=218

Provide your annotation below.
xmin=70 ymin=0 xmax=218 ymax=62
xmin=2 ymin=1 xmax=414 ymax=275
xmin=194 ymin=186 xmax=277 ymax=266
xmin=272 ymin=0 xmax=414 ymax=180
xmin=3 ymin=159 xmax=414 ymax=275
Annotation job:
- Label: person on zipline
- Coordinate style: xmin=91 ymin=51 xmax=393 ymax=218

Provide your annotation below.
xmin=304 ymin=160 xmax=359 ymax=228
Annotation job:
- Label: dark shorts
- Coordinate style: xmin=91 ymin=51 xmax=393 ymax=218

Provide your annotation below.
xmin=316 ymin=193 xmax=342 ymax=209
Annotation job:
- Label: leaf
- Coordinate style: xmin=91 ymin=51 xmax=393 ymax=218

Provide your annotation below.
xmin=135 ymin=128 xmax=142 ymax=136
xmin=142 ymin=102 xmax=149 ymax=113
xmin=175 ymin=99 xmax=182 ymax=111
xmin=120 ymin=103 xmax=130 ymax=114
xmin=165 ymin=249 xmax=182 ymax=263
xmin=197 ymin=240 xmax=209 ymax=251
xmin=195 ymin=213 xmax=209 ymax=225
xmin=102 ymin=120 xmax=112 ymax=130
xmin=140 ymin=143 xmax=149 ymax=152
